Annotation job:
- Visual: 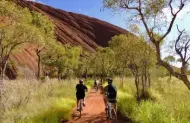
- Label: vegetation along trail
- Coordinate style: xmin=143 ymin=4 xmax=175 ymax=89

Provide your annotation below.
xmin=68 ymin=88 xmax=127 ymax=123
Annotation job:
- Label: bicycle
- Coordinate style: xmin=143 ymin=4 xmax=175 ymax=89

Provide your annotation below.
xmin=78 ymin=99 xmax=84 ymax=118
xmin=94 ymin=84 xmax=98 ymax=92
xmin=105 ymin=100 xmax=117 ymax=120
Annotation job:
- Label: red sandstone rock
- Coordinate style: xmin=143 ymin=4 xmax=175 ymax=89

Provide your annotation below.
xmin=7 ymin=0 xmax=131 ymax=79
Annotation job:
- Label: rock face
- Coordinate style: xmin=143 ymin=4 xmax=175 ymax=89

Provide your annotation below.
xmin=7 ymin=0 xmax=130 ymax=79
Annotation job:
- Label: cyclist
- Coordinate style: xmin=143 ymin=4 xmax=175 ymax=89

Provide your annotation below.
xmin=76 ymin=79 xmax=88 ymax=111
xmin=104 ymin=78 xmax=117 ymax=111
xmin=94 ymin=79 xmax=98 ymax=90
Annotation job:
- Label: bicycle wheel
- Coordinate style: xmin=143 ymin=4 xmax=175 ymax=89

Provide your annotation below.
xmin=105 ymin=106 xmax=109 ymax=119
xmin=111 ymin=108 xmax=117 ymax=120
xmin=96 ymin=86 xmax=98 ymax=91
xmin=79 ymin=100 xmax=82 ymax=118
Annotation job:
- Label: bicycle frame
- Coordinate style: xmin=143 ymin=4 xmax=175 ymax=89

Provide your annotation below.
xmin=78 ymin=99 xmax=83 ymax=117
xmin=94 ymin=85 xmax=98 ymax=91
xmin=106 ymin=102 xmax=117 ymax=120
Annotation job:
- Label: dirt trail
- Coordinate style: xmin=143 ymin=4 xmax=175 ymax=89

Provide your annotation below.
xmin=68 ymin=89 xmax=128 ymax=123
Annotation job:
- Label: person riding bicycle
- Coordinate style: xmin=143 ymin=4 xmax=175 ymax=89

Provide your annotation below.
xmin=94 ymin=79 xmax=98 ymax=89
xmin=104 ymin=78 xmax=117 ymax=111
xmin=76 ymin=79 xmax=88 ymax=111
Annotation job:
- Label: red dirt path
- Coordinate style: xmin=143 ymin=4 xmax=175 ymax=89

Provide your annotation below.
xmin=68 ymin=89 xmax=128 ymax=123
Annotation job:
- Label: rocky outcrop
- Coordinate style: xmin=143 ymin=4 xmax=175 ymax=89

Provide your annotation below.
xmin=6 ymin=0 xmax=131 ymax=79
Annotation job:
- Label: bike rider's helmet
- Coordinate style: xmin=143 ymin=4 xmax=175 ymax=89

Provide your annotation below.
xmin=108 ymin=78 xmax=112 ymax=84
xmin=79 ymin=79 xmax=83 ymax=84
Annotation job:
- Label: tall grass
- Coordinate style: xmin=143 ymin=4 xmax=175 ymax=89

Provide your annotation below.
xmin=116 ymin=77 xmax=190 ymax=123
xmin=0 ymin=79 xmax=79 ymax=123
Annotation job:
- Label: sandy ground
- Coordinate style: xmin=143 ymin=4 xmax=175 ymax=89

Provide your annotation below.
xmin=68 ymin=88 xmax=129 ymax=123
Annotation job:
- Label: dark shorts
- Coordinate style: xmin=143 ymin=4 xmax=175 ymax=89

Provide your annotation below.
xmin=76 ymin=93 xmax=85 ymax=100
xmin=104 ymin=96 xmax=117 ymax=103
xmin=108 ymin=99 xmax=117 ymax=103
xmin=76 ymin=96 xmax=85 ymax=100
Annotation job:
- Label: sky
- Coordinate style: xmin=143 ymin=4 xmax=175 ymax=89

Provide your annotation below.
xmin=30 ymin=0 xmax=190 ymax=36
xmin=29 ymin=0 xmax=128 ymax=28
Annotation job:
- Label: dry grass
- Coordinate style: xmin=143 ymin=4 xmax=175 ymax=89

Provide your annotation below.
xmin=0 ymin=79 xmax=78 ymax=123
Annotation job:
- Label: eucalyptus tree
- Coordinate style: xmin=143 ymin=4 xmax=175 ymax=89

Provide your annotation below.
xmin=0 ymin=0 xmax=46 ymax=81
xmin=89 ymin=47 xmax=115 ymax=83
xmin=164 ymin=55 xmax=176 ymax=79
xmin=42 ymin=44 xmax=81 ymax=80
xmin=109 ymin=34 xmax=156 ymax=99
xmin=103 ymin=0 xmax=190 ymax=90
xmin=109 ymin=35 xmax=131 ymax=88
xmin=31 ymin=12 xmax=56 ymax=80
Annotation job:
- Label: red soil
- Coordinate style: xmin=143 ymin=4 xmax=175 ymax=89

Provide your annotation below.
xmin=68 ymin=89 xmax=128 ymax=123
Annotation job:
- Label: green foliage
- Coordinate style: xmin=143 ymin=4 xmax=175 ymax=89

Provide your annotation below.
xmin=110 ymin=34 xmax=156 ymax=66
xmin=164 ymin=55 xmax=175 ymax=64
xmin=84 ymin=79 xmax=94 ymax=89
xmin=89 ymin=47 xmax=115 ymax=77
xmin=0 ymin=0 xmax=57 ymax=80
xmin=116 ymin=77 xmax=190 ymax=123
xmin=0 ymin=0 xmax=32 ymax=24
xmin=31 ymin=12 xmax=54 ymax=37
xmin=0 ymin=0 xmax=46 ymax=54
xmin=150 ymin=66 xmax=168 ymax=78
xmin=42 ymin=44 xmax=82 ymax=79
xmin=108 ymin=33 xmax=157 ymax=93
xmin=103 ymin=0 xmax=190 ymax=91
xmin=31 ymin=11 xmax=56 ymax=52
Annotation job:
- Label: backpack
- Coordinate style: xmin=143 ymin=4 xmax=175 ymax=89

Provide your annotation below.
xmin=107 ymin=85 xmax=117 ymax=98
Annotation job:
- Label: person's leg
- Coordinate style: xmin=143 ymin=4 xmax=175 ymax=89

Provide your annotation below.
xmin=83 ymin=96 xmax=86 ymax=106
xmin=76 ymin=99 xmax=78 ymax=105
xmin=76 ymin=95 xmax=78 ymax=106
xmin=104 ymin=96 xmax=108 ymax=110
xmin=113 ymin=98 xmax=117 ymax=112
xmin=76 ymin=95 xmax=81 ymax=110
xmin=76 ymin=98 xmax=79 ymax=109
xmin=113 ymin=103 xmax=116 ymax=111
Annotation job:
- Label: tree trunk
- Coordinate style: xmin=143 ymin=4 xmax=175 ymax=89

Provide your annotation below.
xmin=135 ymin=75 xmax=140 ymax=101
xmin=0 ymin=62 xmax=3 ymax=81
xmin=155 ymin=43 xmax=190 ymax=90
xmin=148 ymin=71 xmax=151 ymax=88
xmin=100 ymin=74 xmax=104 ymax=85
xmin=85 ymin=68 xmax=88 ymax=79
xmin=2 ymin=60 xmax=7 ymax=81
xmin=0 ymin=56 xmax=8 ymax=100
xmin=57 ymin=69 xmax=61 ymax=81
xmin=141 ymin=75 xmax=145 ymax=97
xmin=121 ymin=76 xmax=124 ymax=88
xmin=142 ymin=64 xmax=150 ymax=99
xmin=1 ymin=56 xmax=8 ymax=82
xmin=120 ymin=68 xmax=125 ymax=88
xmin=37 ymin=53 xmax=41 ymax=80
xmin=169 ymin=73 xmax=171 ymax=80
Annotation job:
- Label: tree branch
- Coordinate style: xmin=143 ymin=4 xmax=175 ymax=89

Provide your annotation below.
xmin=159 ymin=0 xmax=185 ymax=41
